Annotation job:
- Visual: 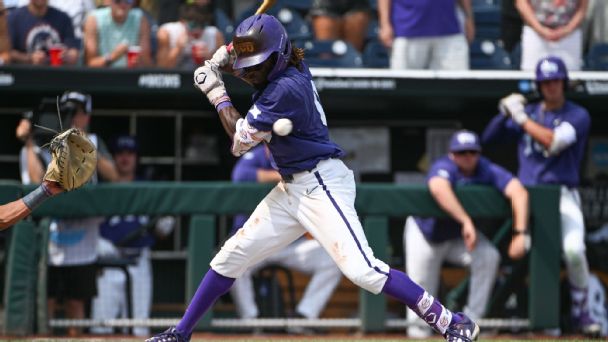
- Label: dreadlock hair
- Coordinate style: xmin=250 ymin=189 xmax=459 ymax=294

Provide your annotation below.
xmin=289 ymin=47 xmax=305 ymax=71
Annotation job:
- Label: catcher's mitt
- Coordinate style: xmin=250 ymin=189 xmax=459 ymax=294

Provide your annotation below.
xmin=43 ymin=128 xmax=97 ymax=191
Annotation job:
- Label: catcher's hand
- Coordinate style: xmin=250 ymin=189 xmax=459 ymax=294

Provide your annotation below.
xmin=194 ymin=61 xmax=228 ymax=107
xmin=499 ymin=93 xmax=528 ymax=125
xmin=43 ymin=128 xmax=97 ymax=191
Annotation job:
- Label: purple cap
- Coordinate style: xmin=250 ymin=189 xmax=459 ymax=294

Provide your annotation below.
xmin=535 ymin=56 xmax=568 ymax=83
xmin=112 ymin=135 xmax=138 ymax=154
xmin=449 ymin=130 xmax=482 ymax=152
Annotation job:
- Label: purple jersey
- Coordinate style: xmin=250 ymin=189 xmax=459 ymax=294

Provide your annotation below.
xmin=245 ymin=64 xmax=344 ymax=177
xmin=482 ymin=101 xmax=590 ymax=187
xmin=415 ymin=156 xmax=514 ymax=242
xmin=231 ymin=145 xmax=275 ymax=232
xmin=391 ymin=0 xmax=461 ymax=38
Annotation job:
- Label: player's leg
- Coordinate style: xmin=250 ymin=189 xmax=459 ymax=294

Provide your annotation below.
xmin=391 ymin=37 xmax=432 ymax=69
xmin=560 ymin=187 xmax=600 ymax=334
xmin=270 ymin=238 xmax=342 ymax=318
xmin=90 ymin=268 xmax=124 ymax=334
xmin=444 ymin=232 xmax=500 ymax=319
xmin=404 ymin=217 xmax=448 ymax=338
xmin=147 ymin=185 xmax=305 ymax=341
xmin=130 ymin=249 xmax=153 ymax=336
xmin=293 ymin=159 xmax=479 ymax=340
xmin=432 ymin=34 xmax=469 ymax=70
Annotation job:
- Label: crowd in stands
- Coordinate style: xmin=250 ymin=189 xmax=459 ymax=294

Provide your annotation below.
xmin=0 ymin=0 xmax=607 ymax=70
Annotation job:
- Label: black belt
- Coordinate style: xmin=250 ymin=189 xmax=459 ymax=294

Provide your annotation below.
xmin=282 ymin=174 xmax=294 ymax=182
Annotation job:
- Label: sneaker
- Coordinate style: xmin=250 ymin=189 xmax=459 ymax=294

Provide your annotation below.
xmin=443 ymin=313 xmax=480 ymax=342
xmin=577 ymin=311 xmax=602 ymax=337
xmin=145 ymin=327 xmax=191 ymax=342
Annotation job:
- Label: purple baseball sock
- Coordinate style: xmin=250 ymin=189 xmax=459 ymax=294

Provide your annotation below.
xmin=176 ymin=269 xmax=235 ymax=334
xmin=382 ymin=268 xmax=462 ymax=334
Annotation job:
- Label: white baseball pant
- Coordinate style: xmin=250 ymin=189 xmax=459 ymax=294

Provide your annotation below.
xmin=560 ymin=186 xmax=590 ymax=289
xmin=390 ymin=34 xmax=469 ymax=70
xmin=403 ymin=216 xmax=500 ymax=337
xmin=91 ymin=248 xmax=152 ymax=336
xmin=211 ymin=158 xmax=390 ymax=294
xmin=230 ymin=237 xmax=342 ymax=318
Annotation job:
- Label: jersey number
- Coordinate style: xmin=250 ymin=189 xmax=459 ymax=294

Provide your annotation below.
xmin=311 ymin=81 xmax=327 ymax=126
xmin=523 ymin=134 xmax=547 ymax=157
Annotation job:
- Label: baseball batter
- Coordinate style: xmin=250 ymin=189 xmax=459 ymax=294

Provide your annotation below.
xmin=482 ymin=56 xmax=600 ymax=336
xmin=147 ymin=14 xmax=479 ymax=342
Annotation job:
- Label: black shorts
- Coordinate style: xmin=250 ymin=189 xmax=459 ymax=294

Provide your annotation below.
xmin=310 ymin=0 xmax=370 ymax=17
xmin=48 ymin=264 xmax=98 ymax=301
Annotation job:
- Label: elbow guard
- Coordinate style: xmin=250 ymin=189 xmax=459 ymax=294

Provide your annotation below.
xmin=231 ymin=118 xmax=271 ymax=157
xmin=548 ymin=122 xmax=576 ymax=156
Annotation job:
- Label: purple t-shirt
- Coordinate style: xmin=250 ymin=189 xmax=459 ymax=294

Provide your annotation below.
xmin=246 ymin=64 xmax=344 ymax=177
xmin=414 ymin=156 xmax=514 ymax=242
xmin=482 ymin=101 xmax=590 ymax=187
xmin=230 ymin=145 xmax=275 ymax=233
xmin=391 ymin=0 xmax=461 ymax=38
xmin=8 ymin=6 xmax=78 ymax=53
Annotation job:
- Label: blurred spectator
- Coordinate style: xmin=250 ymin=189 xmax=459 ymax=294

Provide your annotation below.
xmin=91 ymin=135 xmax=174 ymax=337
xmin=502 ymin=0 xmax=524 ymax=53
xmin=310 ymin=0 xmax=370 ymax=52
xmin=483 ymin=56 xmax=601 ymax=336
xmin=515 ymin=0 xmax=588 ymax=71
xmin=583 ymin=0 xmax=608 ymax=54
xmin=378 ymin=0 xmax=474 ymax=70
xmin=83 ymin=0 xmax=152 ymax=68
xmin=229 ymin=145 xmax=342 ymax=326
xmin=8 ymin=0 xmax=79 ymax=65
xmin=0 ymin=0 xmax=11 ymax=64
xmin=16 ymin=0 xmax=96 ymax=42
xmin=156 ymin=2 xmax=224 ymax=69
xmin=156 ymin=0 xmax=186 ymax=25
xmin=403 ymin=130 xmax=528 ymax=338
xmin=15 ymin=91 xmax=118 ymax=336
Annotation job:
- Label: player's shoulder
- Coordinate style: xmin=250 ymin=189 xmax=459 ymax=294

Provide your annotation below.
xmin=430 ymin=156 xmax=457 ymax=174
xmin=564 ymin=100 xmax=590 ymax=117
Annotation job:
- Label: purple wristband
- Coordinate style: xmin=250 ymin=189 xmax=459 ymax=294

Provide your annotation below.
xmin=216 ymin=100 xmax=233 ymax=112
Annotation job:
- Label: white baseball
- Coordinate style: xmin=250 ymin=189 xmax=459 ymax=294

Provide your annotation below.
xmin=273 ymin=118 xmax=293 ymax=136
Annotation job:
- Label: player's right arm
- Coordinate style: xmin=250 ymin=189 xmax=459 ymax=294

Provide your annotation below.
xmin=16 ymin=119 xmax=45 ymax=183
xmin=428 ymin=176 xmax=477 ymax=251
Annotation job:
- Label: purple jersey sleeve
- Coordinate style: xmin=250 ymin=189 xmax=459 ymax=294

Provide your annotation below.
xmin=231 ymin=145 xmax=274 ymax=183
xmin=427 ymin=157 xmax=459 ymax=184
xmin=486 ymin=160 xmax=514 ymax=192
xmin=246 ymin=81 xmax=299 ymax=132
xmin=481 ymin=112 xmax=523 ymax=146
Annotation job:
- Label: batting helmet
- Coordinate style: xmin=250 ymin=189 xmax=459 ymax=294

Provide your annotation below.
xmin=232 ymin=14 xmax=292 ymax=81
xmin=535 ymin=56 xmax=568 ymax=83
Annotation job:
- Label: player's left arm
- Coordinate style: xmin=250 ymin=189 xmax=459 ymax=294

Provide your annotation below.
xmin=503 ymin=178 xmax=530 ymax=259
xmin=96 ymin=139 xmax=119 ymax=182
xmin=457 ymin=0 xmax=475 ymax=43
xmin=0 ymin=181 xmax=63 ymax=230
xmin=522 ymin=109 xmax=590 ymax=155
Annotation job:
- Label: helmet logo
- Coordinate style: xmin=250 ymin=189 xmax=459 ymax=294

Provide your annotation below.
xmin=235 ymin=41 xmax=255 ymax=54
xmin=540 ymin=60 xmax=558 ymax=75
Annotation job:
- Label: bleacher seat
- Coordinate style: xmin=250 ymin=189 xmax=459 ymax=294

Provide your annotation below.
xmin=214 ymin=9 xmax=234 ymax=41
xmin=362 ymin=40 xmax=389 ymax=68
xmin=474 ymin=6 xmax=501 ymax=40
xmin=236 ymin=6 xmax=312 ymax=41
xmin=586 ymin=43 xmax=608 ymax=70
xmin=297 ymin=39 xmax=363 ymax=68
xmin=470 ymin=39 xmax=513 ymax=69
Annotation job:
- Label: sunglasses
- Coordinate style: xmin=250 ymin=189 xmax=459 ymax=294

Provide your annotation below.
xmin=453 ymin=150 xmax=480 ymax=156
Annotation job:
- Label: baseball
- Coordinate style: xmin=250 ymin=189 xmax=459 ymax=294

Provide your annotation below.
xmin=273 ymin=118 xmax=293 ymax=136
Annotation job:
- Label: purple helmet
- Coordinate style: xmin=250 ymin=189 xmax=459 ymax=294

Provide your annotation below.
xmin=535 ymin=56 xmax=568 ymax=83
xmin=232 ymin=14 xmax=292 ymax=81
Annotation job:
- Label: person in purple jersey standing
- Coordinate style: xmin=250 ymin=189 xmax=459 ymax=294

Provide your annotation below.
xmin=146 ymin=13 xmax=480 ymax=342
xmin=482 ymin=56 xmax=601 ymax=337
xmin=378 ymin=0 xmax=474 ymax=70
xmin=404 ymin=130 xmax=529 ymax=338
xmin=229 ymin=145 xmax=342 ymax=329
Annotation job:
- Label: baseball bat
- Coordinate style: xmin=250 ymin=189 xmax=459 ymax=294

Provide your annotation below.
xmin=255 ymin=0 xmax=277 ymax=15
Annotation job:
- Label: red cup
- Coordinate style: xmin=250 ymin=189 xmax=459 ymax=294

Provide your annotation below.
xmin=49 ymin=44 xmax=64 ymax=66
xmin=127 ymin=46 xmax=141 ymax=68
xmin=191 ymin=41 xmax=206 ymax=65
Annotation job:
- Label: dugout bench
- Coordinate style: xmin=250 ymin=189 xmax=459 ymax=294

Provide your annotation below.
xmin=0 ymin=183 xmax=560 ymax=335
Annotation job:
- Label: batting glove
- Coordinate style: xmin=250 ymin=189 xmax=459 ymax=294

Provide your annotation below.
xmin=209 ymin=45 xmax=232 ymax=68
xmin=499 ymin=93 xmax=528 ymax=125
xmin=194 ymin=61 xmax=230 ymax=108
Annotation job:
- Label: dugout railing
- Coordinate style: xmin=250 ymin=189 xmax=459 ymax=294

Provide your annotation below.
xmin=0 ymin=182 xmax=560 ymax=335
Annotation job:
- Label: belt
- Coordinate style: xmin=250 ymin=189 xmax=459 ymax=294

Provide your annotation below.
xmin=282 ymin=174 xmax=294 ymax=182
